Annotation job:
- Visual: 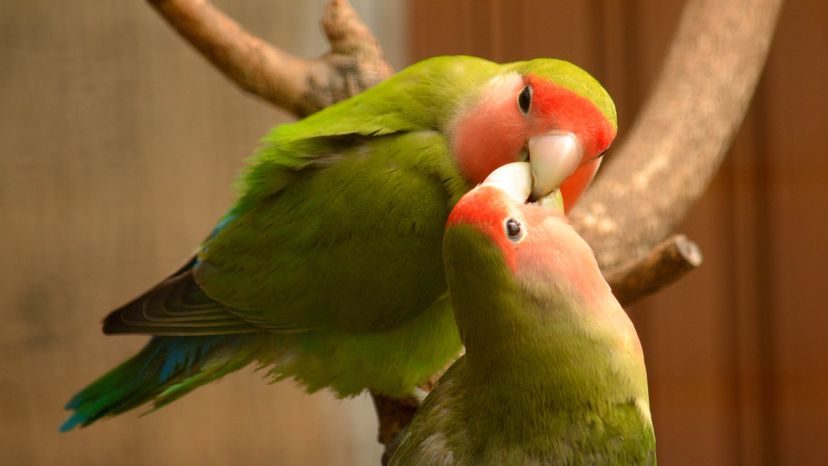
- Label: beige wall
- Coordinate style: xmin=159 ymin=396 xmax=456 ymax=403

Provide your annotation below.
xmin=0 ymin=1 xmax=406 ymax=465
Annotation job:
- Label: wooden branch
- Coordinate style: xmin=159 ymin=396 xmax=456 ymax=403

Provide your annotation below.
xmin=146 ymin=0 xmax=393 ymax=117
xmin=570 ymin=0 xmax=784 ymax=271
xmin=606 ymin=234 xmax=703 ymax=307
xmin=371 ymin=392 xmax=420 ymax=466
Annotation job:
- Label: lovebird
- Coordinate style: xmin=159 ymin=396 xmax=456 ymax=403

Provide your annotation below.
xmin=389 ymin=162 xmax=655 ymax=465
xmin=62 ymin=55 xmax=617 ymax=430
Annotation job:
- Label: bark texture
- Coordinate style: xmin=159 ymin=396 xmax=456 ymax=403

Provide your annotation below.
xmin=569 ymin=0 xmax=784 ymax=272
xmin=147 ymin=0 xmax=392 ymax=117
xmin=607 ymin=234 xmax=703 ymax=307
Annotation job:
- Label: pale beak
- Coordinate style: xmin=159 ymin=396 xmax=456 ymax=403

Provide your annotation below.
xmin=482 ymin=162 xmax=565 ymax=212
xmin=481 ymin=162 xmax=532 ymax=204
xmin=527 ymin=131 xmax=584 ymax=200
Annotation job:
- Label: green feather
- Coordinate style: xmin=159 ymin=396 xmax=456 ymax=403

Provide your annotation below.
xmin=390 ymin=196 xmax=654 ymax=464
xmin=61 ymin=335 xmax=263 ymax=431
xmin=63 ymin=55 xmax=619 ymax=430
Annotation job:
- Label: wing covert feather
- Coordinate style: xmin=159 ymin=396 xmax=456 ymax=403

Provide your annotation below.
xmin=196 ymin=131 xmax=468 ymax=333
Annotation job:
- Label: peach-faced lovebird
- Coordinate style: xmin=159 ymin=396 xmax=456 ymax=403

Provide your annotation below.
xmin=62 ymin=56 xmax=616 ymax=430
xmin=390 ymin=163 xmax=655 ymax=465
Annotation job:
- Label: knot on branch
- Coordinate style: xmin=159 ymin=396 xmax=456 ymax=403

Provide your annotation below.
xmin=149 ymin=0 xmax=393 ymax=118
xmin=301 ymin=0 xmax=394 ymax=114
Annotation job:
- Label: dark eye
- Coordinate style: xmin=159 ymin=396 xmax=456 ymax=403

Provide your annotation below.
xmin=517 ymin=85 xmax=532 ymax=115
xmin=505 ymin=218 xmax=523 ymax=242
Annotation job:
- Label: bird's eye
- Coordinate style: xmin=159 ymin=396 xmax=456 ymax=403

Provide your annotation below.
xmin=505 ymin=218 xmax=524 ymax=242
xmin=517 ymin=85 xmax=532 ymax=115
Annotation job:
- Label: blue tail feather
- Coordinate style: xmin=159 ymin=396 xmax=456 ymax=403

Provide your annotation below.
xmin=61 ymin=334 xmax=259 ymax=431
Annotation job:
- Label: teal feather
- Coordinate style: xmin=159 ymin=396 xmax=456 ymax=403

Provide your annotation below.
xmin=60 ymin=335 xmax=261 ymax=431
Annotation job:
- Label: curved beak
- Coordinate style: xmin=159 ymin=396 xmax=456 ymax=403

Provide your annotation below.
xmin=482 ymin=162 xmax=565 ymax=212
xmin=527 ymin=131 xmax=584 ymax=200
xmin=481 ymin=162 xmax=532 ymax=204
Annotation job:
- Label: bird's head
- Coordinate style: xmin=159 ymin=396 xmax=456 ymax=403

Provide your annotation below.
xmin=448 ymin=59 xmax=616 ymax=212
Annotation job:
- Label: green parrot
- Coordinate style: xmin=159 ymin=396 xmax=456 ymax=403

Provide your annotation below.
xmin=61 ymin=55 xmax=617 ymax=431
xmin=390 ymin=162 xmax=655 ymax=465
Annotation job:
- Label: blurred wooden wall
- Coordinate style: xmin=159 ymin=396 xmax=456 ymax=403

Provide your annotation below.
xmin=0 ymin=1 xmax=403 ymax=465
xmin=411 ymin=1 xmax=828 ymax=465
xmin=3 ymin=1 xmax=826 ymax=465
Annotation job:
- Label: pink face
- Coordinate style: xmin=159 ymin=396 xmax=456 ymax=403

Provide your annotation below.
xmin=446 ymin=185 xmax=607 ymax=307
xmin=450 ymin=73 xmax=616 ymax=211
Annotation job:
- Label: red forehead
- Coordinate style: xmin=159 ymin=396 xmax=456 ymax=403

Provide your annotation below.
xmin=447 ymin=186 xmax=509 ymax=230
xmin=447 ymin=186 xmax=517 ymax=269
xmin=527 ymin=74 xmax=616 ymax=156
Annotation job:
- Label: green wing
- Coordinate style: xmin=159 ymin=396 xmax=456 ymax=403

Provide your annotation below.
xmin=103 ymin=55 xmax=500 ymax=336
xmin=196 ymin=131 xmax=468 ymax=333
xmin=268 ymin=55 xmax=500 ymax=141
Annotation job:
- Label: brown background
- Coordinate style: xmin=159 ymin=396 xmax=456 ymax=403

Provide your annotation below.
xmin=411 ymin=1 xmax=828 ymax=464
xmin=2 ymin=1 xmax=826 ymax=465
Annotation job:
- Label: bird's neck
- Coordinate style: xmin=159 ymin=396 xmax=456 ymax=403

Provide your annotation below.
xmin=467 ymin=297 xmax=646 ymax=403
xmin=459 ymin=297 xmax=651 ymax=449
xmin=445 ymin=225 xmax=650 ymax=423
xmin=458 ymin=262 xmax=649 ymax=419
